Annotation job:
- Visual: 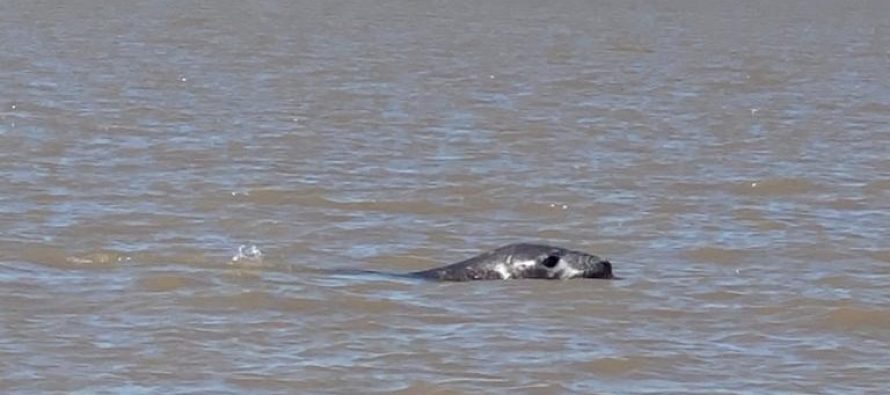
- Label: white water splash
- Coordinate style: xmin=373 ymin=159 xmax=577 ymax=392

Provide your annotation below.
xmin=231 ymin=244 xmax=263 ymax=265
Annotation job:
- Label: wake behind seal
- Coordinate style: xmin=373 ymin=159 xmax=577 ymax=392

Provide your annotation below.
xmin=410 ymin=243 xmax=614 ymax=281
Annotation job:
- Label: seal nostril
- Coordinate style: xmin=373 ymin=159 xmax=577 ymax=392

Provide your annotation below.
xmin=541 ymin=255 xmax=560 ymax=268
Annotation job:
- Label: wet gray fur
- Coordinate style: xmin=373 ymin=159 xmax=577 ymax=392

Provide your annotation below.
xmin=410 ymin=243 xmax=613 ymax=281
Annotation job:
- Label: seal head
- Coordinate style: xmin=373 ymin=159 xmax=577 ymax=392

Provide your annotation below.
xmin=412 ymin=243 xmax=613 ymax=281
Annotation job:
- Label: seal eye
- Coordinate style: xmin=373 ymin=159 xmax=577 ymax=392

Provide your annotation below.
xmin=541 ymin=255 xmax=560 ymax=268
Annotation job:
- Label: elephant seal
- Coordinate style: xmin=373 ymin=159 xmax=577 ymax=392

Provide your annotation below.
xmin=410 ymin=243 xmax=614 ymax=281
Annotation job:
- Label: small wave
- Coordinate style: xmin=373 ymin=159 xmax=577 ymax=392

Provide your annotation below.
xmin=582 ymin=356 xmax=645 ymax=376
xmin=136 ymin=273 xmax=202 ymax=292
xmin=682 ymin=246 xmax=751 ymax=265
xmin=66 ymin=252 xmax=132 ymax=265
xmin=865 ymin=249 xmax=890 ymax=264
xmin=20 ymin=245 xmax=132 ymax=269
xmin=820 ymin=306 xmax=890 ymax=331
xmin=863 ymin=179 xmax=890 ymax=195
xmin=731 ymin=177 xmax=822 ymax=196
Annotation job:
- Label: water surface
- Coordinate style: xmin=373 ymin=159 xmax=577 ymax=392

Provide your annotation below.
xmin=1 ymin=1 xmax=888 ymax=394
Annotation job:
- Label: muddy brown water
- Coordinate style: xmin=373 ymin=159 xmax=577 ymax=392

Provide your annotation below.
xmin=2 ymin=1 xmax=889 ymax=394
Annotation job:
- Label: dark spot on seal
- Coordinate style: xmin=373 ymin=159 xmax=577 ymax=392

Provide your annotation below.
xmin=541 ymin=255 xmax=560 ymax=268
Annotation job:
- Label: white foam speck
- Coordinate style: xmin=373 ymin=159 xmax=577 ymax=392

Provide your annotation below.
xmin=512 ymin=259 xmax=537 ymax=271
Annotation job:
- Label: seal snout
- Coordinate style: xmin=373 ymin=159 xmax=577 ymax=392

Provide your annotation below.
xmin=597 ymin=260 xmax=614 ymax=279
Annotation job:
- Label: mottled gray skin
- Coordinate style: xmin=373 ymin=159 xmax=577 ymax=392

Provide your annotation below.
xmin=411 ymin=243 xmax=614 ymax=281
